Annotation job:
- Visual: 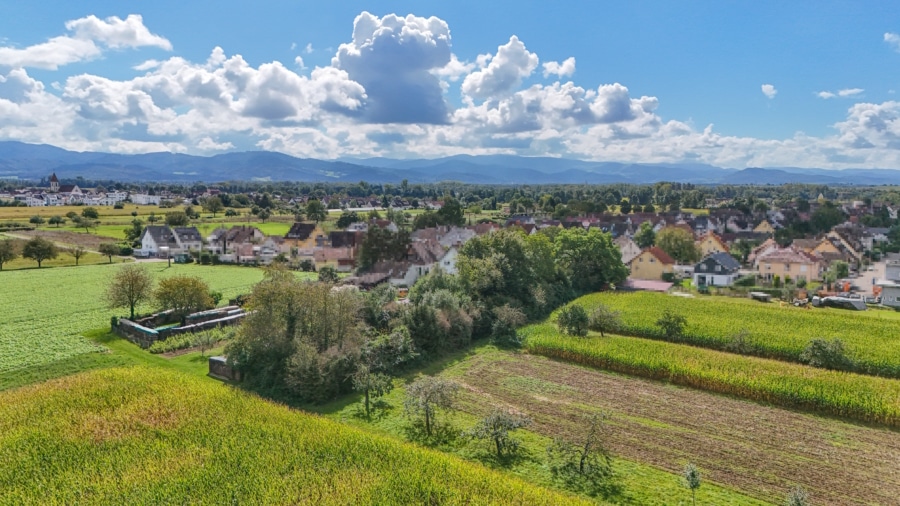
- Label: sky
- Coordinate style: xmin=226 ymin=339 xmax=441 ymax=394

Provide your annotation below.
xmin=1 ymin=1 xmax=900 ymax=169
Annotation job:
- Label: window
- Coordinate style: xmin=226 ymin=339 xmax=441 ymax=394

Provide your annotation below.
xmin=715 ymin=265 xmax=721 ymax=272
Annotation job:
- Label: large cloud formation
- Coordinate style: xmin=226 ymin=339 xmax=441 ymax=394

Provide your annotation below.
xmin=333 ymin=12 xmax=452 ymax=124
xmin=0 ymin=11 xmax=899 ymax=168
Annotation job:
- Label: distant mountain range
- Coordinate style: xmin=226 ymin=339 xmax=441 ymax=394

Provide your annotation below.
xmin=1 ymin=141 xmax=900 ymax=185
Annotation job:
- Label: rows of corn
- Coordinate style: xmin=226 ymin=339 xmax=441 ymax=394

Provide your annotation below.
xmin=0 ymin=366 xmax=589 ymax=505
xmin=523 ymin=323 xmax=900 ymax=427
xmin=571 ymin=292 xmax=900 ymax=378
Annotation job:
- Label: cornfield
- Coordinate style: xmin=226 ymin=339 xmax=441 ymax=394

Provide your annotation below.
xmin=523 ymin=323 xmax=900 ymax=427
xmin=0 ymin=366 xmax=589 ymax=505
xmin=571 ymin=292 xmax=900 ymax=378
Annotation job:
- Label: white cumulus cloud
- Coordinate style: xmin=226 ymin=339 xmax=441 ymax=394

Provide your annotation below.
xmin=817 ymin=88 xmax=864 ymax=99
xmin=0 ymin=14 xmax=170 ymax=70
xmin=462 ymin=35 xmax=538 ymax=100
xmin=885 ymin=32 xmax=900 ymax=52
xmin=761 ymin=84 xmax=777 ymax=99
xmin=542 ymin=57 xmax=575 ymax=78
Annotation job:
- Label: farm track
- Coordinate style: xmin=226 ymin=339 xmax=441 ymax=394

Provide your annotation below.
xmin=450 ymin=350 xmax=900 ymax=505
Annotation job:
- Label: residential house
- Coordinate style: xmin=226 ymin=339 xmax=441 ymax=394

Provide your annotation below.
xmin=284 ymin=222 xmax=327 ymax=249
xmin=208 ymin=225 xmax=266 ymax=261
xmin=756 ymin=247 xmax=821 ymax=282
xmin=137 ymin=225 xmax=178 ymax=257
xmin=614 ymin=235 xmax=641 ymax=264
xmin=132 ymin=194 xmax=162 ymax=205
xmin=628 ymin=247 xmax=676 ymax=280
xmin=173 ymin=227 xmax=204 ymax=252
xmin=693 ymin=252 xmax=741 ymax=288
xmin=696 ymin=231 xmax=730 ymax=257
xmin=753 ymin=220 xmax=775 ymax=234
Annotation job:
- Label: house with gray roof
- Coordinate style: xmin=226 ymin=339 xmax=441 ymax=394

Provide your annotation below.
xmin=693 ymin=252 xmax=742 ymax=288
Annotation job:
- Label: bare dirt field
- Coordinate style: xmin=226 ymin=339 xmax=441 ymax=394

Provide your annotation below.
xmin=16 ymin=229 xmax=117 ymax=250
xmin=447 ymin=350 xmax=900 ymax=505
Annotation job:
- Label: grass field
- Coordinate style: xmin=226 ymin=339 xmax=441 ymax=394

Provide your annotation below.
xmin=319 ymin=345 xmax=900 ymax=505
xmin=0 ymin=263 xmax=307 ymax=378
xmin=570 ymin=291 xmax=900 ymax=378
xmin=523 ymin=324 xmax=900 ymax=427
xmin=0 ymin=366 xmax=586 ymax=505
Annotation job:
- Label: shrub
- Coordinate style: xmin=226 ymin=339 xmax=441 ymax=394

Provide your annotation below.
xmin=118 ymin=245 xmax=133 ymax=256
xmin=734 ymin=275 xmax=756 ymax=287
xmin=587 ymin=304 xmax=621 ymax=337
xmin=800 ymin=338 xmax=854 ymax=371
xmin=557 ymin=305 xmax=589 ymax=337
xmin=656 ymin=310 xmax=687 ymax=340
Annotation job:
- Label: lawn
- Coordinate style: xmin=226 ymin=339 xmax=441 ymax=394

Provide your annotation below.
xmin=570 ymin=291 xmax=900 ymax=378
xmin=315 ymin=345 xmax=900 ymax=505
xmin=0 ymin=263 xmax=298 ymax=379
xmin=0 ymin=366 xmax=586 ymax=505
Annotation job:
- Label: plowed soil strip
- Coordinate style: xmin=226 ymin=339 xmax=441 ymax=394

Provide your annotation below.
xmin=448 ymin=351 xmax=900 ymax=505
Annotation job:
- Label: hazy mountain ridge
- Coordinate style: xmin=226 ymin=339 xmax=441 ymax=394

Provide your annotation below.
xmin=1 ymin=141 xmax=899 ymax=185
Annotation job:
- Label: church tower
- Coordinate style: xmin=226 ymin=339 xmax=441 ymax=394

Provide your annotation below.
xmin=49 ymin=173 xmax=59 ymax=192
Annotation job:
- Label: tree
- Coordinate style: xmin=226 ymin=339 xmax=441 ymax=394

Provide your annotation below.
xmin=48 ymin=216 xmax=65 ymax=227
xmin=29 ymin=215 xmax=45 ymax=226
xmin=810 ymin=201 xmax=845 ymax=233
xmin=336 ymin=211 xmax=360 ymax=228
xmin=554 ymin=228 xmax=629 ymax=294
xmin=682 ymin=463 xmax=701 ymax=506
xmin=656 ymin=227 xmax=701 ymax=264
xmin=317 ymin=265 xmax=340 ymax=283
xmin=468 ymin=409 xmax=532 ymax=459
xmin=657 ymin=310 xmax=687 ymax=340
xmin=193 ymin=330 xmax=217 ymax=358
xmin=785 ymin=486 xmax=810 ymax=506
xmin=557 ymin=304 xmax=589 ymax=336
xmin=828 ymin=260 xmax=849 ymax=281
xmin=437 ymin=197 xmax=465 ymax=226
xmin=634 ymin=221 xmax=656 ymax=248
xmin=22 ymin=237 xmax=58 ymax=268
xmin=98 ymin=243 xmax=121 ymax=263
xmin=619 ymin=199 xmax=632 ymax=214
xmin=0 ymin=238 xmax=19 ymax=270
xmin=257 ymin=208 xmax=271 ymax=223
xmin=800 ymin=338 xmax=853 ymax=371
xmin=547 ymin=413 xmax=614 ymax=491
xmin=352 ymin=364 xmax=394 ymax=418
xmin=165 ymin=211 xmax=189 ymax=227
xmin=72 ymin=216 xmax=98 ymax=233
xmin=154 ymin=275 xmax=214 ymax=325
xmin=106 ymin=264 xmax=154 ymax=319
xmin=81 ymin=207 xmax=99 ymax=219
xmin=358 ymin=226 xmax=410 ymax=271
xmin=202 ymin=196 xmax=224 ymax=217
xmin=305 ymin=199 xmax=327 ymax=223
xmin=147 ymin=213 xmax=159 ymax=224
xmin=124 ymin=219 xmax=144 ymax=246
xmin=66 ymin=246 xmax=87 ymax=266
xmin=404 ymin=376 xmax=459 ymax=437
xmin=491 ymin=304 xmax=527 ymax=346
xmin=588 ymin=304 xmax=621 ymax=337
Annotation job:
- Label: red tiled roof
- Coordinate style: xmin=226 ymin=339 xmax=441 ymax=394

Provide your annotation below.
xmin=645 ymin=247 xmax=675 ymax=265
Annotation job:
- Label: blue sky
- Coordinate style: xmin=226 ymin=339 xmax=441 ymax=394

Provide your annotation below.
xmin=1 ymin=1 xmax=900 ymax=168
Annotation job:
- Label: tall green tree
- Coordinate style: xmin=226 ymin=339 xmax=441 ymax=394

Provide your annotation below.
xmin=154 ymin=275 xmax=214 ymax=325
xmin=656 ymin=227 xmax=701 ymax=264
xmin=201 ymin=196 xmax=224 ymax=217
xmin=305 ymin=199 xmax=327 ymax=223
xmin=0 ymin=238 xmax=19 ymax=270
xmin=554 ymin=228 xmax=629 ymax=294
xmin=98 ymin=243 xmax=121 ymax=263
xmin=22 ymin=237 xmax=58 ymax=268
xmin=106 ymin=264 xmax=154 ymax=319
xmin=634 ymin=221 xmax=656 ymax=248
xmin=404 ymin=376 xmax=459 ymax=437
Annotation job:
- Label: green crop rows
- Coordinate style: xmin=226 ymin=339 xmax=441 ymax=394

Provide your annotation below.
xmin=0 ymin=264 xmax=276 ymax=374
xmin=571 ymin=292 xmax=900 ymax=377
xmin=523 ymin=323 xmax=900 ymax=427
xmin=0 ymin=366 xmax=587 ymax=505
